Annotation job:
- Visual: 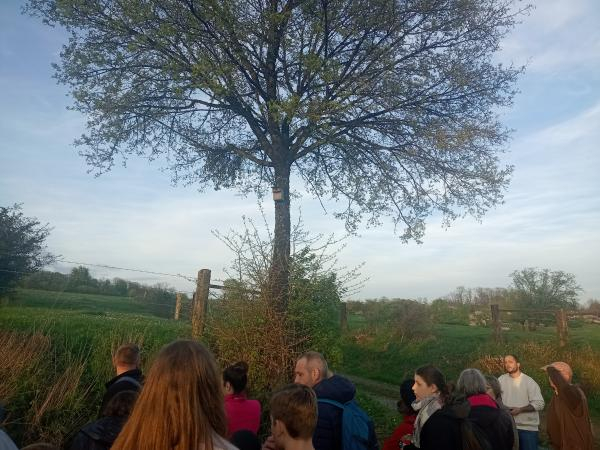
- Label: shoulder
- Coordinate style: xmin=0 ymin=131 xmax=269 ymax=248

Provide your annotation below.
xmin=213 ymin=434 xmax=239 ymax=450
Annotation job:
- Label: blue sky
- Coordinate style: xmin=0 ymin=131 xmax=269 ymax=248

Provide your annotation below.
xmin=1 ymin=0 xmax=599 ymax=301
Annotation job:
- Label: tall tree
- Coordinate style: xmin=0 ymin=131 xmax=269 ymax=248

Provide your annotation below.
xmin=27 ymin=0 xmax=526 ymax=311
xmin=0 ymin=204 xmax=55 ymax=290
xmin=510 ymin=267 xmax=582 ymax=310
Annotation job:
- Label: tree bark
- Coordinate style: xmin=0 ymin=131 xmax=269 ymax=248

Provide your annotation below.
xmin=268 ymin=163 xmax=291 ymax=313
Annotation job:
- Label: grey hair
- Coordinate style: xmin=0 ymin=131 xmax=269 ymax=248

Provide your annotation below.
xmin=456 ymin=368 xmax=487 ymax=397
xmin=299 ymin=351 xmax=329 ymax=377
xmin=484 ymin=375 xmax=502 ymax=401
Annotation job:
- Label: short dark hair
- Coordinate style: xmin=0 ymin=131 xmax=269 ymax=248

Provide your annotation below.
xmin=104 ymin=390 xmax=138 ymax=417
xmin=223 ymin=361 xmax=249 ymax=394
xmin=270 ymin=384 xmax=317 ymax=439
xmin=504 ymin=354 xmax=519 ymax=363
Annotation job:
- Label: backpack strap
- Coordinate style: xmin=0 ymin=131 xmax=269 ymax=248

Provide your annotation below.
xmin=114 ymin=375 xmax=141 ymax=389
xmin=317 ymin=398 xmax=346 ymax=408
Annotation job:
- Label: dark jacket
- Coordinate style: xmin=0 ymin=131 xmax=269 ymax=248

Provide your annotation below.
xmin=70 ymin=416 xmax=127 ymax=450
xmin=313 ymin=374 xmax=378 ymax=450
xmin=467 ymin=395 xmax=514 ymax=450
xmin=99 ymin=368 xmax=142 ymax=417
xmin=416 ymin=397 xmax=470 ymax=450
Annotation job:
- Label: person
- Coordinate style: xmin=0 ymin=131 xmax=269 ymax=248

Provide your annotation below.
xmin=456 ymin=369 xmax=513 ymax=450
xmin=230 ymin=430 xmax=262 ymax=450
xmin=111 ymin=340 xmax=236 ymax=450
xmin=541 ymin=361 xmax=593 ymax=450
xmin=484 ymin=375 xmax=518 ymax=450
xmin=293 ymin=351 xmax=377 ymax=450
xmin=223 ymin=361 xmax=261 ymax=436
xmin=0 ymin=429 xmax=18 ymax=450
xmin=269 ymin=384 xmax=317 ymax=450
xmin=410 ymin=365 xmax=494 ymax=450
xmin=383 ymin=379 xmax=417 ymax=450
xmin=99 ymin=343 xmax=143 ymax=416
xmin=498 ymin=354 xmax=545 ymax=450
xmin=70 ymin=390 xmax=138 ymax=450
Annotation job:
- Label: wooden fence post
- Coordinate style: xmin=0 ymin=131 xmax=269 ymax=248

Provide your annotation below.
xmin=491 ymin=304 xmax=501 ymax=343
xmin=556 ymin=309 xmax=568 ymax=348
xmin=174 ymin=293 xmax=182 ymax=320
xmin=192 ymin=269 xmax=211 ymax=339
xmin=340 ymin=302 xmax=348 ymax=331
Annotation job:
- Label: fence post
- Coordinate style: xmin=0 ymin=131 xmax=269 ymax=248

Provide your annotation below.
xmin=174 ymin=293 xmax=182 ymax=320
xmin=192 ymin=269 xmax=211 ymax=339
xmin=340 ymin=302 xmax=348 ymax=331
xmin=491 ymin=304 xmax=501 ymax=343
xmin=556 ymin=309 xmax=568 ymax=348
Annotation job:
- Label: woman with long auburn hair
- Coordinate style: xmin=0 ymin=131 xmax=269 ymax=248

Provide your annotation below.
xmin=111 ymin=340 xmax=236 ymax=450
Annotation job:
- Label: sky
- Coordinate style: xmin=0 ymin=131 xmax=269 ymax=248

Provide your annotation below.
xmin=1 ymin=0 xmax=599 ymax=301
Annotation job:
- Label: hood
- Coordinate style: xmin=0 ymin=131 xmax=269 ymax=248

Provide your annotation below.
xmin=81 ymin=416 xmax=127 ymax=444
xmin=438 ymin=395 xmax=470 ymax=420
xmin=105 ymin=368 xmax=143 ymax=389
xmin=314 ymin=374 xmax=356 ymax=403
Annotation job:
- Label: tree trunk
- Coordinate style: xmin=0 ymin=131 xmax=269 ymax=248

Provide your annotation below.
xmin=268 ymin=163 xmax=291 ymax=313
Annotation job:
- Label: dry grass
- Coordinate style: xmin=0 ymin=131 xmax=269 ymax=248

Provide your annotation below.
xmin=0 ymin=331 xmax=50 ymax=400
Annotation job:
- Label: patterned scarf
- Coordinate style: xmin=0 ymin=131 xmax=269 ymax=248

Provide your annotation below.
xmin=411 ymin=394 xmax=442 ymax=448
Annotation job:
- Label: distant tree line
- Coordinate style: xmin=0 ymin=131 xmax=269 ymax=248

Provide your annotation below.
xmin=18 ymin=266 xmax=187 ymax=308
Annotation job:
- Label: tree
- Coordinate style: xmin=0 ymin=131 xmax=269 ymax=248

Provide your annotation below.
xmin=27 ymin=0 xmax=527 ymax=311
xmin=0 ymin=204 xmax=55 ymax=290
xmin=510 ymin=268 xmax=582 ymax=310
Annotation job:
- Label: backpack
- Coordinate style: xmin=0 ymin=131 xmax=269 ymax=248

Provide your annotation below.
xmin=318 ymin=398 xmax=378 ymax=450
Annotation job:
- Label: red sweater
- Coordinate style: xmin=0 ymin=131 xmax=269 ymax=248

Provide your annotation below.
xmin=383 ymin=414 xmax=416 ymax=450
xmin=224 ymin=393 xmax=261 ymax=436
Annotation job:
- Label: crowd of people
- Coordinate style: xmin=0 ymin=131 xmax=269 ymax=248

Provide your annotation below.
xmin=0 ymin=342 xmax=594 ymax=450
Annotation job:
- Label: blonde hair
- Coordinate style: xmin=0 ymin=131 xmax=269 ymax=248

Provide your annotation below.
xmin=111 ymin=340 xmax=227 ymax=450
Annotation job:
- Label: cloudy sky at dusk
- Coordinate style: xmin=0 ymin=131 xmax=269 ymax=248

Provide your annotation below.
xmin=1 ymin=0 xmax=599 ymax=300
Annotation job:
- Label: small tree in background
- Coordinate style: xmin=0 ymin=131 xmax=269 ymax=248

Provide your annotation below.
xmin=0 ymin=204 xmax=55 ymax=294
xmin=510 ymin=267 xmax=582 ymax=311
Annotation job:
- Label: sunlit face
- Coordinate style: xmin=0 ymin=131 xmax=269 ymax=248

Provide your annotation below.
xmin=504 ymin=356 xmax=520 ymax=374
xmin=412 ymin=374 xmax=438 ymax=401
xmin=294 ymin=358 xmax=318 ymax=387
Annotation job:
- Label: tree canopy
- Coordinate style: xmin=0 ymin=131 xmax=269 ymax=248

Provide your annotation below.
xmin=27 ymin=0 xmax=527 ymax=310
xmin=510 ymin=267 xmax=582 ymax=310
xmin=0 ymin=204 xmax=55 ymax=291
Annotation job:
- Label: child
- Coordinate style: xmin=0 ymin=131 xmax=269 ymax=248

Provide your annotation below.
xmin=268 ymin=384 xmax=317 ymax=450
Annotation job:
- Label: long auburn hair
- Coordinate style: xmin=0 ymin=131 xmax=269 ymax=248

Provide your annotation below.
xmin=112 ymin=340 xmax=227 ymax=450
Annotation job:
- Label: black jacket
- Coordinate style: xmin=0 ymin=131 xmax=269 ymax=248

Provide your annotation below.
xmin=98 ymin=368 xmax=142 ymax=417
xmin=417 ymin=397 xmax=470 ymax=450
xmin=70 ymin=416 xmax=127 ymax=450
xmin=469 ymin=404 xmax=514 ymax=450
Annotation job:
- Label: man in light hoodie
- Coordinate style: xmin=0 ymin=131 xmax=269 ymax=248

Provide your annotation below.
xmin=499 ymin=354 xmax=545 ymax=450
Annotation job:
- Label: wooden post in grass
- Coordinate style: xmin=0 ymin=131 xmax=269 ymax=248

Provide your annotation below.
xmin=192 ymin=269 xmax=211 ymax=339
xmin=340 ymin=302 xmax=348 ymax=331
xmin=174 ymin=293 xmax=182 ymax=320
xmin=491 ymin=304 xmax=501 ymax=343
xmin=556 ymin=309 xmax=568 ymax=347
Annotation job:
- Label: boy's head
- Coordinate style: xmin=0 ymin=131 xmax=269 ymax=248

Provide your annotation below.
xmin=270 ymin=384 xmax=317 ymax=448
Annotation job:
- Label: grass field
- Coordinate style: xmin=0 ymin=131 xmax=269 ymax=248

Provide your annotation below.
xmin=1 ymin=289 xmax=599 ymax=447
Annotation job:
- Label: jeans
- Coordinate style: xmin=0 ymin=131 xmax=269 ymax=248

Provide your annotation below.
xmin=518 ymin=429 xmax=539 ymax=450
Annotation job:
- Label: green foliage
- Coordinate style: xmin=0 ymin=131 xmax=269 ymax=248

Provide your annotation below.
xmin=0 ymin=204 xmax=54 ymax=291
xmin=510 ymin=267 xmax=582 ymax=310
xmin=430 ymin=298 xmax=471 ymax=325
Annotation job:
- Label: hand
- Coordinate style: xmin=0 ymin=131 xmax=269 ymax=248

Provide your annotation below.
xmin=262 ymin=436 xmax=278 ymax=450
xmin=510 ymin=407 xmax=522 ymax=416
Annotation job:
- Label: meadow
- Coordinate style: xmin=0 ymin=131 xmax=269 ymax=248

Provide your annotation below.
xmin=1 ymin=288 xmax=599 ymax=447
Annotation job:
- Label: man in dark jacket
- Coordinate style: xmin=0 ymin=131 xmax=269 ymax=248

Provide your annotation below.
xmin=98 ymin=343 xmax=143 ymax=417
xmin=293 ymin=351 xmax=378 ymax=450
